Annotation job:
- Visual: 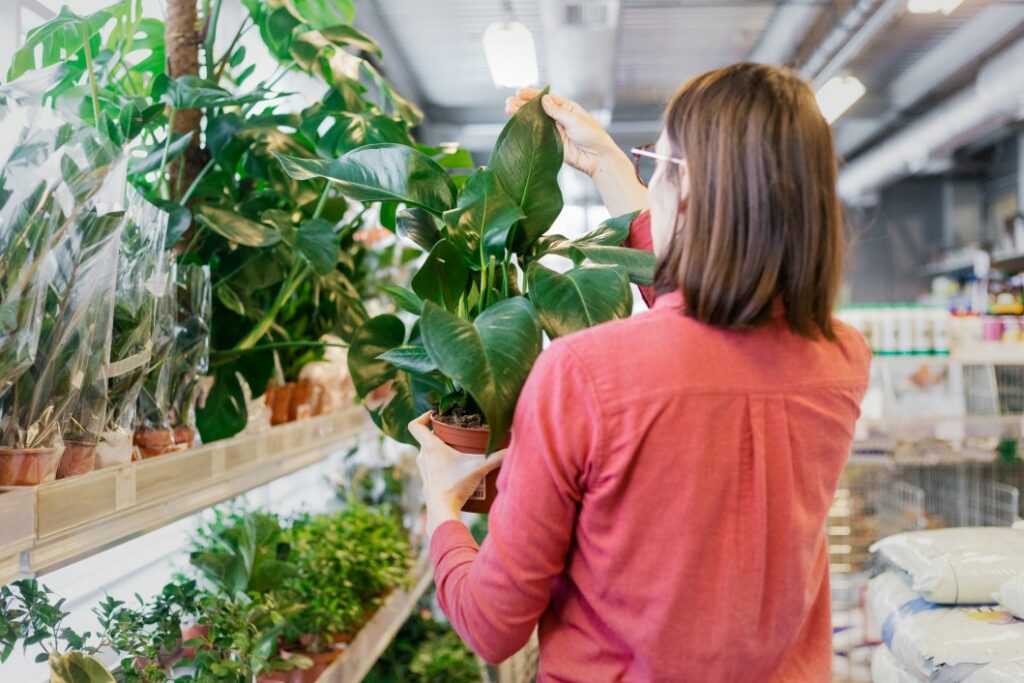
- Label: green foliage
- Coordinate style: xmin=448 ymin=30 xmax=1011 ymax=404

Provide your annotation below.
xmin=190 ymin=510 xmax=295 ymax=599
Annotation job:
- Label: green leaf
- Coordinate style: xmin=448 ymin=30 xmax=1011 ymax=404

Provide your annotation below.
xmin=442 ymin=168 xmax=524 ymax=267
xmin=527 ymin=263 xmax=632 ymax=338
xmin=275 ymin=144 xmax=456 ymax=215
xmin=348 ymin=316 xmax=417 ymax=445
xmin=411 ymin=239 xmax=469 ymax=312
xmin=396 ymin=207 xmax=441 ymax=251
xmin=152 ymin=200 xmax=191 ymax=246
xmin=490 ymin=87 xmax=564 ymax=250
xmin=295 ymin=218 xmax=340 ymax=275
xmin=160 ymin=75 xmax=235 ymax=109
xmin=7 ymin=6 xmax=113 ymax=81
xmin=379 ymin=285 xmax=424 ymax=315
xmin=572 ymin=246 xmax=656 ymax=286
xmin=537 ymin=210 xmax=639 ymax=255
xmin=128 ymin=132 xmax=193 ymax=175
xmin=196 ymin=369 xmax=248 ymax=444
xmin=216 ymin=284 xmax=247 ymax=317
xmin=195 ymin=206 xmax=283 ymax=248
xmin=319 ymin=25 xmax=381 ymax=56
xmin=260 ymin=7 xmax=302 ymax=61
xmin=49 ymin=652 xmax=115 ymax=683
xmin=421 ymin=298 xmax=542 ymax=452
xmin=284 ymin=0 xmax=355 ymax=29
xmin=378 ymin=346 xmax=437 ymax=375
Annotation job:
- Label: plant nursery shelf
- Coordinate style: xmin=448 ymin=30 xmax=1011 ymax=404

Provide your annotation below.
xmin=316 ymin=556 xmax=434 ymax=683
xmin=3 ymin=407 xmax=369 ymax=579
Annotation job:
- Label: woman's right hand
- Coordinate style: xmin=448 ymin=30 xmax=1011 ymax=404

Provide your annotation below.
xmin=505 ymin=88 xmax=649 ymax=216
xmin=505 ymin=88 xmax=623 ymax=178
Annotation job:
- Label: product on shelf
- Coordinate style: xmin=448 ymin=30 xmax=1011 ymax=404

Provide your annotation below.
xmin=996 ymin=574 xmax=1024 ymax=620
xmin=838 ymin=305 xmax=949 ymax=356
xmin=871 ymin=527 xmax=1024 ymax=604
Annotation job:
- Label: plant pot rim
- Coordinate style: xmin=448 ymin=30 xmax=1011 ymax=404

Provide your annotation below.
xmin=0 ymin=446 xmax=57 ymax=455
xmin=429 ymin=411 xmax=489 ymax=433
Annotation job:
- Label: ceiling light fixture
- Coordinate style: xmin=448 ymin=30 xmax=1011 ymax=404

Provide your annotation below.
xmin=483 ymin=20 xmax=539 ymax=88
xmin=906 ymin=0 xmax=965 ymax=15
xmin=816 ymin=75 xmax=867 ymax=123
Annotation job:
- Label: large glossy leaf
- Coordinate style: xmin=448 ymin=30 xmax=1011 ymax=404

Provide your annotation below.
xmin=348 ymin=315 xmax=416 ymax=444
xmin=160 ymin=75 xmax=234 ymax=109
xmin=128 ymin=132 xmax=193 ymax=175
xmin=284 ymin=0 xmax=355 ymax=29
xmin=295 ymin=218 xmax=340 ymax=275
xmin=528 ymin=263 xmax=632 ymax=338
xmin=490 ymin=87 xmax=564 ymax=250
xmin=320 ymin=25 xmax=381 ymax=56
xmin=379 ymin=285 xmax=424 ymax=315
xmin=195 ymin=206 xmax=283 ymax=248
xmin=421 ymin=298 xmax=542 ymax=452
xmin=572 ymin=245 xmax=656 ymax=286
xmin=537 ymin=210 xmax=640 ymax=256
xmin=378 ymin=345 xmax=437 ymax=374
xmin=196 ymin=369 xmax=248 ymax=444
xmin=260 ymin=7 xmax=302 ymax=61
xmin=396 ymin=208 xmax=441 ymax=251
xmin=275 ymin=144 xmax=456 ymax=215
xmin=49 ymin=652 xmax=115 ymax=683
xmin=442 ymin=168 xmax=524 ymax=268
xmin=7 ymin=7 xmax=112 ymax=81
xmin=411 ymin=239 xmax=469 ymax=312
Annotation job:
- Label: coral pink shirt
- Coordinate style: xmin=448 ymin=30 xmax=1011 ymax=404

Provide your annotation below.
xmin=430 ymin=211 xmax=871 ymax=682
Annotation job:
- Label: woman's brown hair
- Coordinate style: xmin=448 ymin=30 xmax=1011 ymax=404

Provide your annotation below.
xmin=655 ymin=62 xmax=843 ymax=340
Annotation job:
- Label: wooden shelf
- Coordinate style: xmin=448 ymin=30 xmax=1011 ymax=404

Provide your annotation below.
xmin=2 ymin=407 xmax=368 ymax=579
xmin=317 ymin=556 xmax=434 ymax=683
xmin=0 ymin=488 xmax=34 ymax=585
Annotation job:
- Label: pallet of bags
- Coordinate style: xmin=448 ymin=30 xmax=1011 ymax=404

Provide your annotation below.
xmin=873 ymin=645 xmax=1024 ymax=683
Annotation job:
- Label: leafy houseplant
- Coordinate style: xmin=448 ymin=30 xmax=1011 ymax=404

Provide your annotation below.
xmin=278 ymin=90 xmax=652 ymax=507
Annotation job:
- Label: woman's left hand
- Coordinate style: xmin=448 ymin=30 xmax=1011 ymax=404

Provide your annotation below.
xmin=409 ymin=413 xmax=507 ymax=535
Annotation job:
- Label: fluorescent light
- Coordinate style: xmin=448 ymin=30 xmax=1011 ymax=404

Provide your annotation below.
xmin=482 ymin=21 xmax=539 ymax=88
xmin=816 ymin=76 xmax=866 ymax=123
xmin=907 ymin=0 xmax=965 ymax=15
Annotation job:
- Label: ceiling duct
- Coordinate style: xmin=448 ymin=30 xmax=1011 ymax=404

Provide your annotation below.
xmin=839 ymin=37 xmax=1024 ymax=205
xmin=540 ymin=0 xmax=621 ymax=121
xmin=747 ymin=0 xmax=826 ymax=66
xmin=800 ymin=0 xmax=891 ymax=84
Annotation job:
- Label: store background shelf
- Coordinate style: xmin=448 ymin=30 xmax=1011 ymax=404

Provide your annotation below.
xmin=317 ymin=556 xmax=434 ymax=683
xmin=0 ymin=407 xmax=369 ymax=579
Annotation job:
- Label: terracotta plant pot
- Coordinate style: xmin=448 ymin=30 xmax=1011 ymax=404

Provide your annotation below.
xmin=270 ymin=383 xmax=295 ymax=426
xmin=288 ymin=381 xmax=316 ymax=422
xmin=430 ymin=413 xmax=510 ymax=514
xmin=293 ymin=650 xmax=341 ymax=683
xmin=173 ymin=425 xmax=196 ymax=449
xmin=0 ymin=447 xmax=61 ymax=486
xmin=57 ymin=440 xmax=97 ymax=478
xmin=256 ymin=672 xmax=292 ymax=683
xmin=134 ymin=428 xmax=175 ymax=458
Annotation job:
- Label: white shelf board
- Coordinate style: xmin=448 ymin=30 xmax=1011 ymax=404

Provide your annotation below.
xmin=3 ymin=407 xmax=369 ymax=578
xmin=317 ymin=556 xmax=434 ymax=683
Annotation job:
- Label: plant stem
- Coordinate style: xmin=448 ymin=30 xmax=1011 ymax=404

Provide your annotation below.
xmin=212 ymin=18 xmax=250 ymax=82
xmin=313 ymin=185 xmax=330 ymax=219
xmin=180 ymin=158 xmax=215 ymax=205
xmin=233 ymin=262 xmax=311 ymax=351
xmin=156 ymin=108 xmax=178 ymax=200
xmin=202 ymin=0 xmax=223 ymax=82
xmin=82 ymin=30 xmax=102 ymax=125
xmin=212 ymin=340 xmax=347 ymax=357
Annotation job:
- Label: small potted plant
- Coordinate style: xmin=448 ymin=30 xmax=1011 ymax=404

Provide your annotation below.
xmin=134 ymin=258 xmax=179 ymax=459
xmin=167 ymin=263 xmax=211 ymax=450
xmin=278 ymin=90 xmax=652 ymax=511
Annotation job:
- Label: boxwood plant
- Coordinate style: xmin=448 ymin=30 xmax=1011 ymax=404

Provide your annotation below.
xmin=277 ymin=91 xmax=653 ymax=451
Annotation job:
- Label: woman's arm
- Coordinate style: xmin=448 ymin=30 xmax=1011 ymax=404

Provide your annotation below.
xmin=421 ymin=341 xmax=601 ymax=663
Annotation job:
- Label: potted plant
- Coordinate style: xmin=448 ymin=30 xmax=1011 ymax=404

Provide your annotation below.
xmin=97 ymin=190 xmax=168 ymax=469
xmin=0 ymin=579 xmax=116 ymax=682
xmin=277 ymin=91 xmax=652 ymax=511
xmin=133 ymin=257 xmax=178 ymax=459
xmin=167 ymin=263 xmax=211 ymax=449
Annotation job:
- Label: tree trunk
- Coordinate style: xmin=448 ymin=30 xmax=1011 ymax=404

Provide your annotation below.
xmin=165 ymin=0 xmax=206 ymax=246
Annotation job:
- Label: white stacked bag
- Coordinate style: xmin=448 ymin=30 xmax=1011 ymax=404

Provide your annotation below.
xmin=867 ymin=526 xmax=1024 ymax=682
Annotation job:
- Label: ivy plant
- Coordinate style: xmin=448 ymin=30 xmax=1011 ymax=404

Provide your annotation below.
xmin=278 ymin=91 xmax=652 ymax=451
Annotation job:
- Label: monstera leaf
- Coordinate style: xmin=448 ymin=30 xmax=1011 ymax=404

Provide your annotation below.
xmin=275 ymin=144 xmax=457 ymax=215
xmin=489 ymin=87 xmax=564 ymax=250
xmin=421 ymin=298 xmax=542 ymax=452
xmin=528 ymin=263 xmax=632 ymax=338
xmin=348 ymin=315 xmax=417 ymax=445
xmin=443 ymin=168 xmax=524 ymax=268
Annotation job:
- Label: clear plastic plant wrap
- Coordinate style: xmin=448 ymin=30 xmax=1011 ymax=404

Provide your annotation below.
xmin=0 ymin=125 xmax=127 ymax=485
xmin=134 ymin=256 xmax=177 ymax=458
xmin=168 ymin=264 xmax=211 ymax=450
xmin=95 ymin=189 xmax=168 ymax=469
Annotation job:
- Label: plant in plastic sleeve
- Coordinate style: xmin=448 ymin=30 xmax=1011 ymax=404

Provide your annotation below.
xmin=167 ymin=264 xmax=211 ymax=451
xmin=96 ymin=189 xmax=168 ymax=469
xmin=134 ymin=257 xmax=177 ymax=459
xmin=0 ymin=126 xmax=127 ymax=486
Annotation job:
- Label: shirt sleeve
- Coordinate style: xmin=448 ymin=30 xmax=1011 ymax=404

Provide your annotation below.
xmin=625 ymin=209 xmax=655 ymax=307
xmin=429 ymin=339 xmax=603 ymax=663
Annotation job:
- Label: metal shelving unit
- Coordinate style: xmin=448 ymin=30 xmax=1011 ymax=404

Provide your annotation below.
xmin=0 ymin=407 xmax=369 ymax=579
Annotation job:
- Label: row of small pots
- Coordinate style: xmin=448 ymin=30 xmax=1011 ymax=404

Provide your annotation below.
xmin=265 ymin=381 xmax=326 ymax=426
xmin=0 ymin=425 xmax=197 ymax=487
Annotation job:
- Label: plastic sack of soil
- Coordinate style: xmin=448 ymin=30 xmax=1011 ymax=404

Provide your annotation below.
xmin=134 ymin=256 xmax=177 ymax=458
xmin=963 ymin=661 xmax=1024 ymax=682
xmin=167 ymin=263 xmax=210 ymax=450
xmin=0 ymin=126 xmax=127 ymax=485
xmin=96 ymin=189 xmax=168 ymax=469
xmin=871 ymin=527 xmax=1024 ymax=604
xmin=995 ymin=575 xmax=1024 ymax=621
xmin=873 ymin=645 xmax=928 ymax=683
xmin=868 ymin=571 xmax=1024 ymax=682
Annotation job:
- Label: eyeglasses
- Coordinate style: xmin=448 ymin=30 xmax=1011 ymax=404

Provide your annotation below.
xmin=630 ymin=143 xmax=685 ymax=187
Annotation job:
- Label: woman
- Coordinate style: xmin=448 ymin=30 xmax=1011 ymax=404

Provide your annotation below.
xmin=411 ymin=63 xmax=870 ymax=682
